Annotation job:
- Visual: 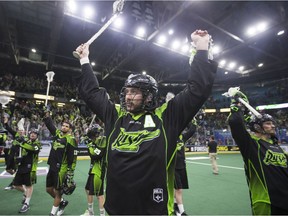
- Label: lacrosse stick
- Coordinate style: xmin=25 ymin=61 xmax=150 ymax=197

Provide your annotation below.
xmin=89 ymin=114 xmax=97 ymax=128
xmin=222 ymin=87 xmax=262 ymax=119
xmin=0 ymin=91 xmax=10 ymax=125
xmin=45 ymin=71 xmax=55 ymax=107
xmin=72 ymin=0 xmax=125 ymax=59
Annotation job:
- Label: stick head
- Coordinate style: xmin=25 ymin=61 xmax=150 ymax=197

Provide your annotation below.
xmin=72 ymin=51 xmax=81 ymax=59
xmin=222 ymin=87 xmax=240 ymax=97
xmin=113 ymin=0 xmax=125 ymax=14
xmin=46 ymin=71 xmax=55 ymax=82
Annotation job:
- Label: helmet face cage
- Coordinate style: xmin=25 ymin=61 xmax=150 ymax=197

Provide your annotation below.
xmin=29 ymin=128 xmax=39 ymax=136
xmin=87 ymin=124 xmax=102 ymax=139
xmin=120 ymin=74 xmax=158 ymax=112
xmin=248 ymin=114 xmax=275 ymax=133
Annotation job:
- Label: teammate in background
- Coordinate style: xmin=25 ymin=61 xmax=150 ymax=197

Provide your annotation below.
xmin=43 ymin=111 xmax=78 ymax=216
xmin=174 ymin=121 xmax=197 ymax=216
xmin=228 ymin=91 xmax=288 ymax=215
xmin=0 ymin=121 xmax=15 ymax=190
xmin=81 ymin=124 xmax=106 ymax=216
xmin=74 ymin=29 xmax=217 ymax=215
xmin=3 ymin=116 xmax=41 ymax=213
xmin=207 ymin=135 xmax=219 ymax=175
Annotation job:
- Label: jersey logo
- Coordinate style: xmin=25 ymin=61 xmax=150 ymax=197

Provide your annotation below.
xmin=111 ymin=128 xmax=160 ymax=152
xmin=153 ymin=188 xmax=163 ymax=203
xmin=144 ymin=115 xmax=156 ymax=128
xmin=263 ymin=149 xmax=287 ymax=168
xmin=52 ymin=142 xmax=65 ymax=150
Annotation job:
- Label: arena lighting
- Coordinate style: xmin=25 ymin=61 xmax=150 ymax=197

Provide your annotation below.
xmin=83 ymin=5 xmax=94 ymax=19
xmin=228 ymin=62 xmax=236 ymax=69
xmin=35 ymin=100 xmax=44 ymax=104
xmin=0 ymin=90 xmax=15 ymax=96
xmin=57 ymin=103 xmax=65 ymax=107
xmin=113 ymin=17 xmax=124 ymax=28
xmin=277 ymin=30 xmax=285 ymax=36
xmin=66 ymin=0 xmax=77 ymax=13
xmin=171 ymin=40 xmax=180 ymax=50
xmin=256 ymin=103 xmax=288 ymax=111
xmin=181 ymin=44 xmax=189 ymax=53
xmin=204 ymin=109 xmax=216 ymax=113
xmin=34 ymin=94 xmax=54 ymax=101
xmin=238 ymin=66 xmax=245 ymax=71
xmin=168 ymin=29 xmax=174 ymax=35
xmin=157 ymin=35 xmax=167 ymax=45
xmin=219 ymin=60 xmax=226 ymax=67
xmin=212 ymin=45 xmax=220 ymax=54
xmin=136 ymin=27 xmax=146 ymax=37
xmin=220 ymin=108 xmax=231 ymax=113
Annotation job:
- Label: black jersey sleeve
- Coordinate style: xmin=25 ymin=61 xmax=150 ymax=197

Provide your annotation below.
xmin=182 ymin=124 xmax=196 ymax=143
xmin=228 ymin=110 xmax=252 ymax=153
xmin=43 ymin=116 xmax=57 ymax=136
xmin=76 ymin=64 xmax=116 ymax=124
xmin=162 ymin=51 xmax=218 ymax=135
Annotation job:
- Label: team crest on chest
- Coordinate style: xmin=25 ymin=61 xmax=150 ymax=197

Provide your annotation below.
xmin=111 ymin=128 xmax=160 ymax=152
xmin=153 ymin=188 xmax=163 ymax=203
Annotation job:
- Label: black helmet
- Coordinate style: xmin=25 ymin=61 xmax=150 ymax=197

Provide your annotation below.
xmin=120 ymin=74 xmax=158 ymax=111
xmin=29 ymin=128 xmax=39 ymax=136
xmin=87 ymin=124 xmax=102 ymax=139
xmin=247 ymin=114 xmax=275 ymax=133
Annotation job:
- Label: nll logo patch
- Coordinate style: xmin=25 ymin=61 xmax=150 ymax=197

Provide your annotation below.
xmin=153 ymin=188 xmax=163 ymax=203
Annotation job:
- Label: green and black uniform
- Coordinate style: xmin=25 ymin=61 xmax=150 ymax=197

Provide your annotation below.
xmin=44 ymin=117 xmax=77 ymax=189
xmin=174 ymin=123 xmax=196 ymax=189
xmin=77 ymin=51 xmax=217 ymax=215
xmin=85 ymin=136 xmax=107 ymax=195
xmin=228 ymin=110 xmax=288 ymax=215
xmin=4 ymin=124 xmax=41 ymax=186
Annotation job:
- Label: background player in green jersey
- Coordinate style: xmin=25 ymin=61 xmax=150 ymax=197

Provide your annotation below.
xmin=43 ymin=112 xmax=78 ymax=216
xmin=228 ymin=91 xmax=288 ymax=215
xmin=81 ymin=124 xmax=106 ymax=216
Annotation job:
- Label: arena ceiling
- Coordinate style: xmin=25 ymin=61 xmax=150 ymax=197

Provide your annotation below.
xmin=0 ymin=1 xmax=288 ymax=91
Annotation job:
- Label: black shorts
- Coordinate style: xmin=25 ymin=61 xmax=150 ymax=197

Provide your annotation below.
xmin=174 ymin=168 xmax=189 ymax=189
xmin=46 ymin=169 xmax=65 ymax=190
xmin=85 ymin=174 xmax=104 ymax=196
xmin=14 ymin=171 xmax=36 ymax=186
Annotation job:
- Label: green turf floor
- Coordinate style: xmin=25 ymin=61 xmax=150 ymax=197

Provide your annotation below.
xmin=0 ymin=153 xmax=252 ymax=215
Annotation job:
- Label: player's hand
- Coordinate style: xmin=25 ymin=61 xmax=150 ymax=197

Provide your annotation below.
xmin=191 ymin=30 xmax=209 ymax=50
xmin=75 ymin=43 xmax=90 ymax=59
xmin=233 ymin=91 xmax=249 ymax=104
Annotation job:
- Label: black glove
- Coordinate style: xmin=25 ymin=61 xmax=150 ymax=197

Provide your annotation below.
xmin=65 ymin=169 xmax=74 ymax=187
xmin=230 ymin=91 xmax=248 ymax=112
xmin=16 ymin=157 xmax=23 ymax=164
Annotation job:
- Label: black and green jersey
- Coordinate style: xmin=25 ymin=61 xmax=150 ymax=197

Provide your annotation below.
xmin=176 ymin=123 xmax=196 ymax=170
xmin=4 ymin=123 xmax=41 ymax=173
xmin=0 ymin=132 xmax=7 ymax=146
xmin=86 ymin=136 xmax=107 ymax=177
xmin=44 ymin=117 xmax=78 ymax=172
xmin=228 ymin=111 xmax=288 ymax=213
xmin=77 ymin=52 xmax=217 ymax=215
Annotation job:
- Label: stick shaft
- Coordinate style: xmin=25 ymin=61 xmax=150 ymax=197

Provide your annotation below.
xmin=238 ymin=98 xmax=262 ymax=118
xmin=86 ymin=14 xmax=118 ymax=45
xmin=89 ymin=114 xmax=97 ymax=128
xmin=45 ymin=82 xmax=51 ymax=107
